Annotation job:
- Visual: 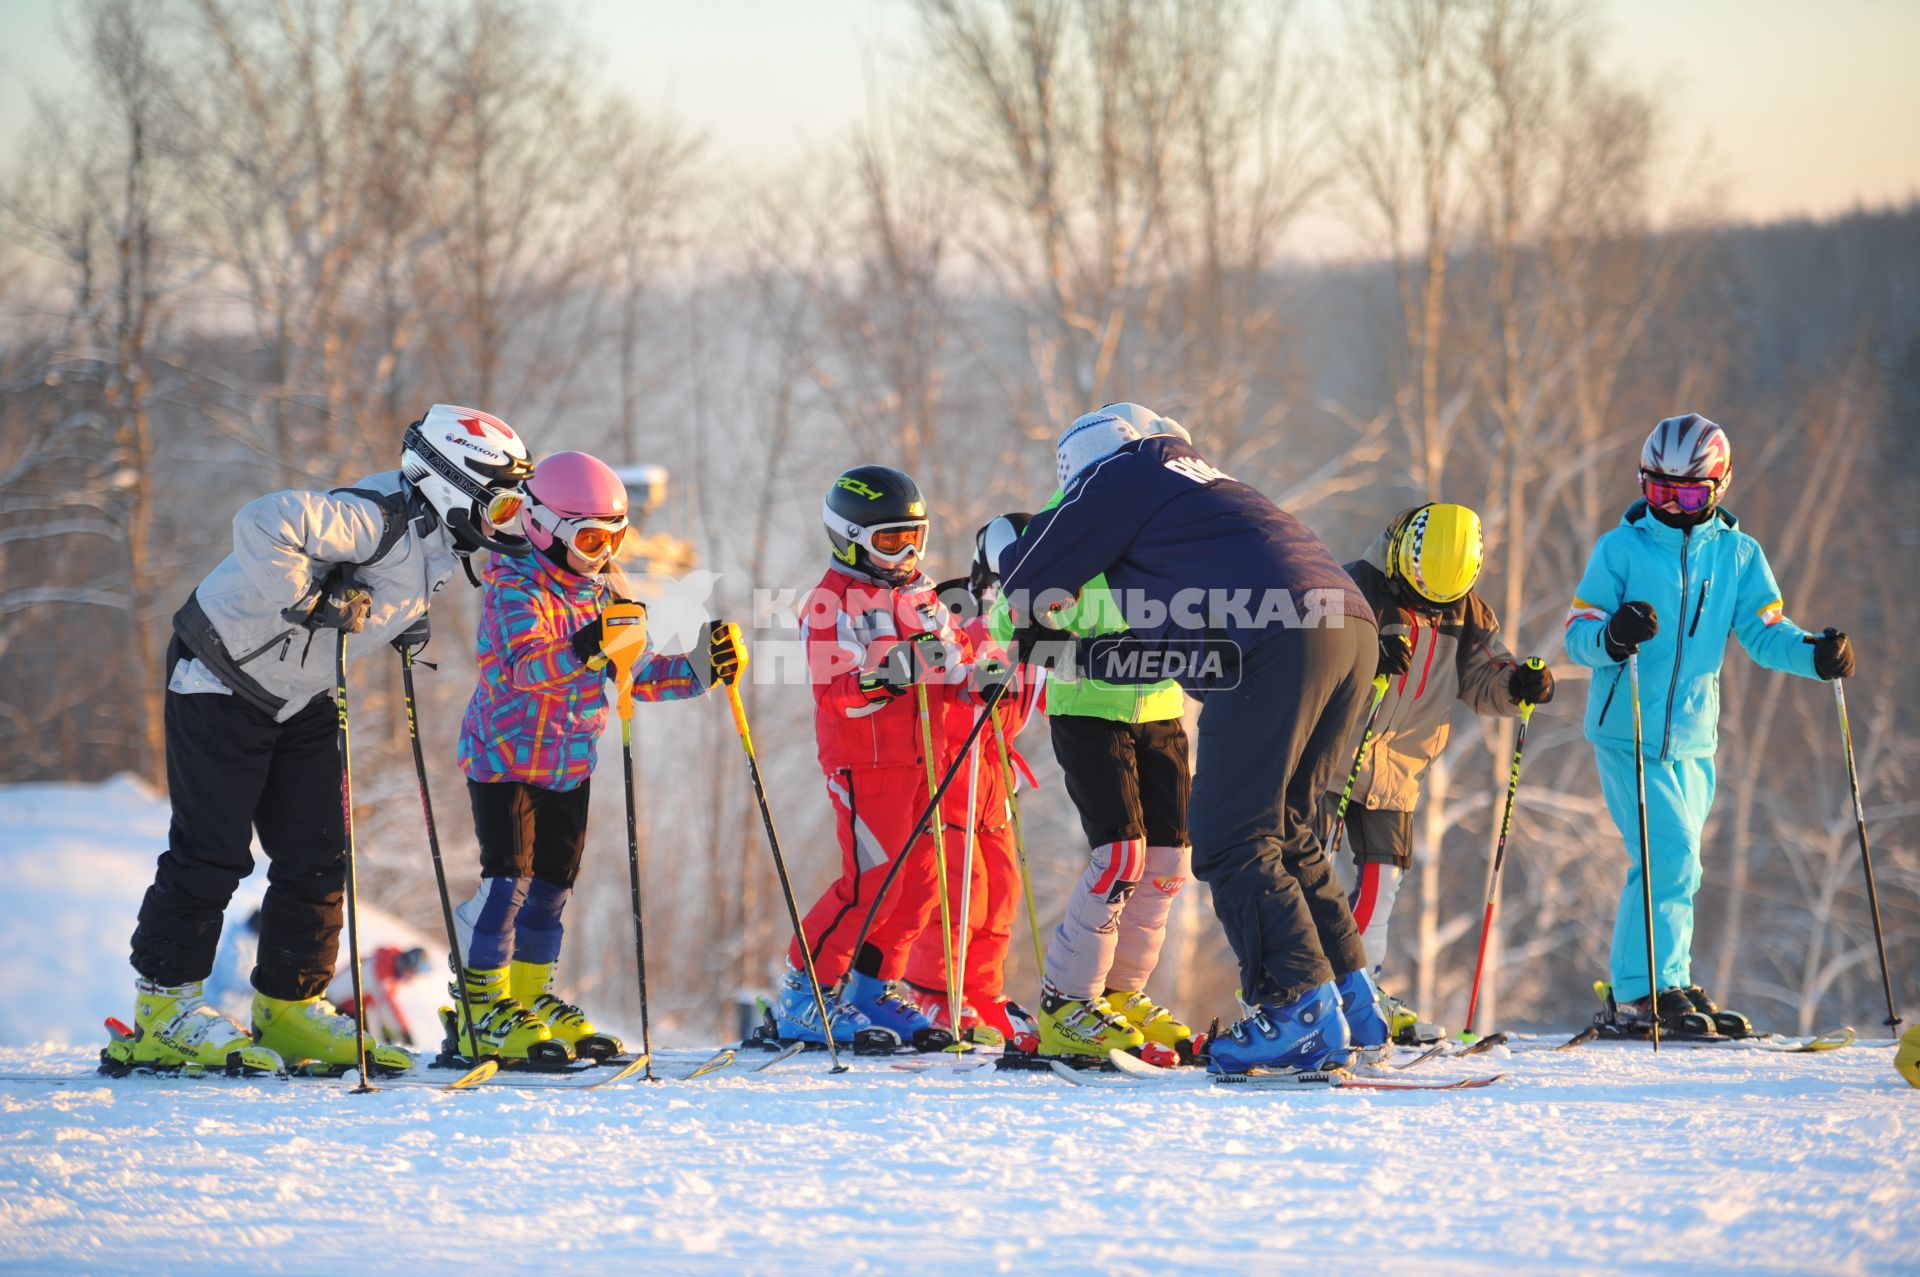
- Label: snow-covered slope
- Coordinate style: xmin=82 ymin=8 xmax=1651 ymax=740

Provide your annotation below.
xmin=0 ymin=778 xmax=443 ymax=1048
xmin=2 ymin=783 xmax=1913 ymax=1274
xmin=0 ymin=1039 xmax=1914 ymax=1275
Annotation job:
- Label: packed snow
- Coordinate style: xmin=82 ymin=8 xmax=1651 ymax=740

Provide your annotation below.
xmin=1 ymin=1038 xmax=1914 ymax=1274
xmin=1 ymin=782 xmax=1912 ymax=1275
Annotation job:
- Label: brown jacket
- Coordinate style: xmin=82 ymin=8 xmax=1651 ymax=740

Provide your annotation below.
xmin=1342 ymin=533 xmax=1521 ymax=812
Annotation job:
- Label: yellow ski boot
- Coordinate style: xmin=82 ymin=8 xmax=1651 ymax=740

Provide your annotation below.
xmin=441 ymin=966 xmax=573 ymax=1069
xmin=1036 ymin=983 xmax=1146 ymax=1059
xmin=253 ymin=992 xmax=415 ymax=1077
xmin=510 ymin=960 xmax=623 ymax=1061
xmin=1106 ymin=989 xmax=1195 ymax=1062
xmin=102 ymin=980 xmax=283 ymax=1076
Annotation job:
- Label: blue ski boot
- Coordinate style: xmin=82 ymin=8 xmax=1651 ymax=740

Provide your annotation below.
xmin=771 ymin=965 xmax=875 ymax=1046
xmin=1208 ymin=982 xmax=1351 ymax=1075
xmin=842 ymin=971 xmax=954 ymax=1051
xmin=1335 ymin=967 xmax=1393 ymax=1063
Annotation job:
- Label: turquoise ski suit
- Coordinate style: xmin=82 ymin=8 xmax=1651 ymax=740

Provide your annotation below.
xmin=1563 ymin=501 xmax=1821 ymax=1000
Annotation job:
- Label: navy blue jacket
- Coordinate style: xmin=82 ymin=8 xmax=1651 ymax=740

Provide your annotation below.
xmin=996 ymin=438 xmax=1372 ymax=689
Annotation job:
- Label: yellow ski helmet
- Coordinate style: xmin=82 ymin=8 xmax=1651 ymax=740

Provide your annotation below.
xmin=1387 ymin=503 xmax=1484 ymax=606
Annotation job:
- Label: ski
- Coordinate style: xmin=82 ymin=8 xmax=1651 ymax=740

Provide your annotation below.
xmin=576 ymin=1053 xmax=651 ymax=1089
xmin=1453 ymin=1032 xmax=1510 ymax=1056
xmin=891 ymin=1054 xmax=993 ymax=1075
xmin=1389 ymin=1044 xmax=1448 ymax=1070
xmin=439 ymin=1060 xmax=499 ymax=1090
xmin=1551 ymin=1024 xmax=1853 ymax=1052
xmin=744 ymin=1040 xmax=807 ymax=1072
xmin=677 ymin=1047 xmax=738 ymax=1080
xmin=1109 ymin=1047 xmax=1502 ymax=1090
xmin=1756 ymin=1027 xmax=1855 ymax=1053
xmin=1046 ymin=1057 xmax=1502 ymax=1092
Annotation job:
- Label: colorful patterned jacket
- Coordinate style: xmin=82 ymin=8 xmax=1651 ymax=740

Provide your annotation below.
xmin=458 ymin=552 xmax=704 ymax=791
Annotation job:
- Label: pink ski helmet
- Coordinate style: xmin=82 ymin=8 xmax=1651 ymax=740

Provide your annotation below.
xmin=524 ymin=452 xmax=630 ymax=560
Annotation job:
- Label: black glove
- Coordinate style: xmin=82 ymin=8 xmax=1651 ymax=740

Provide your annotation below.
xmin=1811 ymin=629 xmax=1855 ymax=681
xmin=1508 ymin=660 xmax=1554 ymax=705
xmin=570 ymin=619 xmax=607 ymax=667
xmin=1377 ymin=630 xmax=1412 ymax=678
xmin=292 ymin=568 xmax=372 ymax=634
xmin=1008 ymin=620 xmax=1079 ymax=676
xmin=693 ymin=619 xmax=747 ymax=689
xmin=970 ymin=655 xmax=1015 ymax=699
xmin=862 ymin=633 xmax=949 ymax=699
xmin=1603 ymin=601 xmax=1659 ymax=661
xmin=390 ymin=616 xmax=431 ymax=656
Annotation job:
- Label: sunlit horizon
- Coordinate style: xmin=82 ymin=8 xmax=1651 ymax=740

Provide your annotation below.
xmin=2 ymin=0 xmax=1915 ymax=262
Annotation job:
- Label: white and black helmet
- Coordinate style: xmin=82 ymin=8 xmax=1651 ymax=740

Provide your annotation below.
xmin=400 ymin=404 xmax=537 ymax=557
xmin=1641 ymin=413 xmax=1732 ymax=484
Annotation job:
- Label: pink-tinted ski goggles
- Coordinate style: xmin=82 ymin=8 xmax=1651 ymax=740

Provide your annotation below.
xmin=1641 ymin=470 xmax=1722 ymax=514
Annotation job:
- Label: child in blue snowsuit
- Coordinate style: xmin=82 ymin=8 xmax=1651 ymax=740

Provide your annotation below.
xmin=1562 ymin=414 xmax=1856 ymax=1029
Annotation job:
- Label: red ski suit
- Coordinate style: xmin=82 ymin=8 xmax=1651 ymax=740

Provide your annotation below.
xmin=904 ymin=617 xmax=1040 ymax=1004
xmin=787 ymin=565 xmax=978 ymax=983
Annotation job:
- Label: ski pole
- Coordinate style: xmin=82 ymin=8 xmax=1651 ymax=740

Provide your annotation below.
xmin=1327 ymin=674 xmax=1392 ymax=856
xmin=839 ymin=673 xmax=1015 ymax=1006
xmin=1462 ymin=657 xmax=1544 ymax=1039
xmin=719 ymin=665 xmax=848 ymax=1072
xmin=394 ymin=623 xmax=482 ymax=1065
xmin=991 ymin=710 xmax=1046 ymax=977
xmin=954 ymin=706 xmax=984 ymax=1036
xmin=1628 ymin=651 xmax=1659 ymax=1053
xmin=1817 ymin=632 xmax=1901 ymax=1030
xmin=601 ymin=602 xmax=654 ymax=1079
xmin=915 ymin=678 xmax=964 ymax=1050
xmin=333 ymin=627 xmax=375 ymax=1092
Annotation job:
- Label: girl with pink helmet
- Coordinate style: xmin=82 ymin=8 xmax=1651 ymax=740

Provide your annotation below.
xmin=445 ymin=450 xmax=746 ymax=1066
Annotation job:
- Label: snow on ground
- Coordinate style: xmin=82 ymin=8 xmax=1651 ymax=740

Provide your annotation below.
xmin=0 ymin=779 xmax=442 ymax=1048
xmin=0 ymin=1038 xmax=1913 ymax=1275
xmin=2 ymin=779 xmax=1913 ymax=1274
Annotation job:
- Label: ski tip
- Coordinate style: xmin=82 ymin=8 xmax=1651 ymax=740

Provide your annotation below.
xmin=443 ymin=1059 xmax=499 ymax=1091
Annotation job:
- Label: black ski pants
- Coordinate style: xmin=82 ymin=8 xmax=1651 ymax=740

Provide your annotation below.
xmin=1189 ymin=620 xmax=1377 ymax=1006
xmin=1048 ymin=714 xmax=1190 ymax=850
xmin=130 ymin=637 xmax=346 ymax=1000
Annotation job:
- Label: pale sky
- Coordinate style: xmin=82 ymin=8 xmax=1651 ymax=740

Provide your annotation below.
xmin=2 ymin=0 xmax=1916 ymax=254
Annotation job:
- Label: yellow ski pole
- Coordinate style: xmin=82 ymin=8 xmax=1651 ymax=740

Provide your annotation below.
xmin=1327 ymin=673 xmax=1392 ymax=855
xmin=915 ymin=677 xmax=965 ymax=1052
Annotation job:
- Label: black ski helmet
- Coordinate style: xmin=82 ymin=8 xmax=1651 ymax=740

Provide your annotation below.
xmin=823 ymin=465 xmax=929 ymax=584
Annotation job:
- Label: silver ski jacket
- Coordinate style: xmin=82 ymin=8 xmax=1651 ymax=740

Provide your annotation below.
xmin=1343 ymin=531 xmax=1522 ymax=813
xmin=172 ymin=471 xmax=460 ymax=721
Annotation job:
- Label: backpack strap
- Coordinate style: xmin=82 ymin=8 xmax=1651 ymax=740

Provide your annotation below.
xmin=330 ymin=486 xmax=413 ymax=568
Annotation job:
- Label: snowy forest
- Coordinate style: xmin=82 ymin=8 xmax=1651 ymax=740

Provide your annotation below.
xmin=1 ymin=0 xmax=1913 ymax=1044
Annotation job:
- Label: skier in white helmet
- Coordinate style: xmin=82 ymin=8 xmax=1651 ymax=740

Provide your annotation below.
xmin=1565 ymin=413 xmax=1855 ymax=1038
xmin=114 ymin=405 xmax=536 ymax=1079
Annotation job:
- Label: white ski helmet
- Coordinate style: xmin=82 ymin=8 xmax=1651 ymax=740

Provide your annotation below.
xmin=401 ymin=404 xmax=537 ymax=556
xmin=1099 ymin=401 xmax=1191 ymax=443
xmin=1641 ymin=413 xmax=1731 ymax=485
xmin=1056 ymin=409 xmax=1141 ymax=489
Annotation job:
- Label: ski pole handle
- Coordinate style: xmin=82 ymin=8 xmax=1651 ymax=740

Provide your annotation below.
xmin=1518 ymin=656 xmax=1545 ymax=721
